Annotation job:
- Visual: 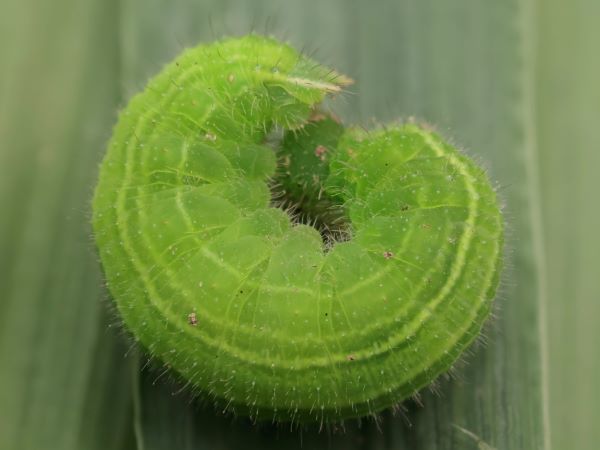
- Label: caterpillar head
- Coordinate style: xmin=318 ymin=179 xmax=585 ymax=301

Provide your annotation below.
xmin=239 ymin=35 xmax=352 ymax=130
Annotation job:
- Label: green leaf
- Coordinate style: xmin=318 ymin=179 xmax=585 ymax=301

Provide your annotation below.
xmin=536 ymin=1 xmax=600 ymax=449
xmin=0 ymin=1 xmax=134 ymax=449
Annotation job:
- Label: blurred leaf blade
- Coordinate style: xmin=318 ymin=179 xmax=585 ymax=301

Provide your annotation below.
xmin=0 ymin=1 xmax=134 ymax=449
xmin=536 ymin=0 xmax=600 ymax=449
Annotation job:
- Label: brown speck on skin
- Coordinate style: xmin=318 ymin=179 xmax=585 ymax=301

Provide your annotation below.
xmin=328 ymin=112 xmax=342 ymax=124
xmin=401 ymin=205 xmax=409 ymax=211
xmin=188 ymin=312 xmax=198 ymax=326
xmin=315 ymin=145 xmax=327 ymax=161
xmin=383 ymin=251 xmax=394 ymax=259
xmin=205 ymin=133 xmax=217 ymax=142
xmin=228 ymin=73 xmax=235 ymax=82
xmin=421 ymin=223 xmax=432 ymax=230
xmin=347 ymin=354 xmax=356 ymax=361
xmin=309 ymin=111 xmax=327 ymax=122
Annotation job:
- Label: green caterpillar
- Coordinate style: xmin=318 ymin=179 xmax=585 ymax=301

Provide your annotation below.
xmin=92 ymin=34 xmax=503 ymax=423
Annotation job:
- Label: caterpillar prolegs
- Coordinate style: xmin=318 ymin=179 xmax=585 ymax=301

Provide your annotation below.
xmin=92 ymin=35 xmax=503 ymax=422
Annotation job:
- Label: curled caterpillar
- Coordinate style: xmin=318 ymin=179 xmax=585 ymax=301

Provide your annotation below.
xmin=92 ymin=35 xmax=503 ymax=422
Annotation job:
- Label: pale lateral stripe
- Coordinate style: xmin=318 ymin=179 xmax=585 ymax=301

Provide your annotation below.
xmin=338 ymin=265 xmax=393 ymax=297
xmin=200 ymin=247 xmax=243 ymax=279
xmin=368 ymin=129 xmax=478 ymax=350
xmin=174 ymin=139 xmax=194 ymax=230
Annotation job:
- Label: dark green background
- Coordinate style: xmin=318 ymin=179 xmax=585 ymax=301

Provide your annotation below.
xmin=1 ymin=1 xmax=598 ymax=449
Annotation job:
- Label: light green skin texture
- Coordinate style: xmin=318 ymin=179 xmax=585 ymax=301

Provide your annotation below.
xmin=92 ymin=35 xmax=503 ymax=423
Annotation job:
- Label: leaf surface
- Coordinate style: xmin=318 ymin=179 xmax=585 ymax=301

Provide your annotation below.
xmin=0 ymin=1 xmax=134 ymax=449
